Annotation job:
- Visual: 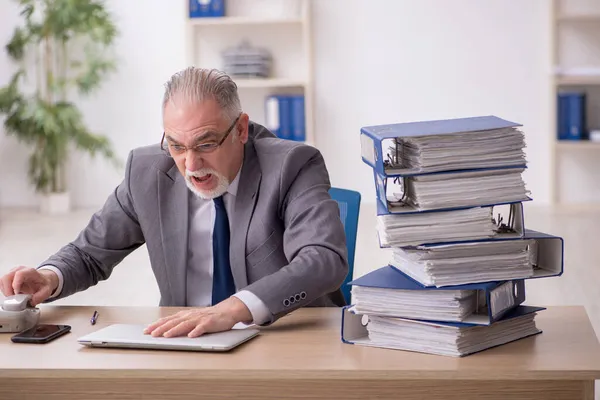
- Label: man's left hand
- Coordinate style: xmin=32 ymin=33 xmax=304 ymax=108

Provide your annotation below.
xmin=143 ymin=297 xmax=253 ymax=338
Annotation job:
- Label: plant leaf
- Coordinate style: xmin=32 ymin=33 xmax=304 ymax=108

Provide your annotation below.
xmin=1 ymin=0 xmax=121 ymax=193
xmin=5 ymin=27 xmax=28 ymax=61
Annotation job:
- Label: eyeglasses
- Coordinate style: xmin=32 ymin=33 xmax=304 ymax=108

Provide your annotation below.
xmin=161 ymin=114 xmax=241 ymax=157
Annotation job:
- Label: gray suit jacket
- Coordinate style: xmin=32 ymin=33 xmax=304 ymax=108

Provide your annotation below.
xmin=41 ymin=122 xmax=349 ymax=324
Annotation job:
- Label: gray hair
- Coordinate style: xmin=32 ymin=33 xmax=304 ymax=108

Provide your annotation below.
xmin=162 ymin=67 xmax=242 ymax=122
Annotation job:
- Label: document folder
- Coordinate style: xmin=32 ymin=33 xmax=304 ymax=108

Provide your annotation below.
xmin=376 ymin=201 xmax=526 ymax=248
xmin=374 ymin=169 xmax=531 ymax=215
xmin=341 ymin=304 xmax=545 ymax=357
xmin=379 ymin=229 xmax=563 ymax=286
xmin=348 ymin=265 xmax=525 ymax=325
xmin=360 ymin=115 xmax=527 ymax=176
xmin=372 ymin=168 xmax=532 ymax=214
xmin=413 ymin=229 xmax=564 ymax=279
xmin=524 ymin=229 xmax=564 ymax=279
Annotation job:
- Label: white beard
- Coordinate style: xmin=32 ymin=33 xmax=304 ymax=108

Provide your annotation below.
xmin=185 ymin=168 xmax=229 ymax=199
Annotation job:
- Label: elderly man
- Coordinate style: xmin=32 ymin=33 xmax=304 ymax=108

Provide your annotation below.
xmin=0 ymin=67 xmax=349 ymax=338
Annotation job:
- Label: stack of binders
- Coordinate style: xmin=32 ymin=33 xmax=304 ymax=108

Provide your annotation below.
xmin=341 ymin=115 xmax=564 ymax=357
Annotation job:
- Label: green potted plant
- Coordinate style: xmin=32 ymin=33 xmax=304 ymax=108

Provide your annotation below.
xmin=0 ymin=0 xmax=121 ymax=214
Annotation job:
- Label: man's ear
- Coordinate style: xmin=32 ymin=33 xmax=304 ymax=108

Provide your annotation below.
xmin=238 ymin=113 xmax=250 ymax=144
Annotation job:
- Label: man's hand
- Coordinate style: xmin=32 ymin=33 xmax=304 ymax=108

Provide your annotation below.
xmin=143 ymin=296 xmax=253 ymax=338
xmin=0 ymin=266 xmax=58 ymax=306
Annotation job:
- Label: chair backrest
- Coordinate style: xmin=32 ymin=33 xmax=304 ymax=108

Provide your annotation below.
xmin=328 ymin=187 xmax=361 ymax=305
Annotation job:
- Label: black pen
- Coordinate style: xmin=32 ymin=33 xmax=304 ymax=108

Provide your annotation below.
xmin=90 ymin=310 xmax=99 ymax=325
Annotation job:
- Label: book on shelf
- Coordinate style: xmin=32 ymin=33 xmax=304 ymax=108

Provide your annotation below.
xmin=557 ymin=91 xmax=586 ymax=141
xmin=265 ymin=94 xmax=305 ymax=141
xmin=188 ymin=0 xmax=225 ymax=18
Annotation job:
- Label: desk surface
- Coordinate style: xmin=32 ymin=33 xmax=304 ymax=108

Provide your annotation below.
xmin=1 ymin=305 xmax=599 ymax=381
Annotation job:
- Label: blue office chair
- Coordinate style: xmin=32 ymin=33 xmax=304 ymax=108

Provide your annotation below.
xmin=329 ymin=187 xmax=361 ymax=305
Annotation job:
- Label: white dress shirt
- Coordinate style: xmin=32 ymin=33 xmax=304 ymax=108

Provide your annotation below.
xmin=40 ymin=168 xmax=271 ymax=325
xmin=184 ymin=168 xmax=270 ymax=323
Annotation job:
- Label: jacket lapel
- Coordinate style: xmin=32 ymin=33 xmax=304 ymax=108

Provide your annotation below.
xmin=157 ymin=164 xmax=189 ymax=306
xmin=230 ymin=141 xmax=261 ymax=290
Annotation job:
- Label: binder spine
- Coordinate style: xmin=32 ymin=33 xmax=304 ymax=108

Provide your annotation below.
xmin=528 ymin=231 xmax=565 ymax=279
xmin=265 ymin=95 xmax=292 ymax=140
xmin=557 ymin=92 xmax=586 ymax=140
xmin=265 ymin=96 xmax=281 ymax=138
xmin=291 ymin=95 xmax=305 ymax=142
xmin=279 ymin=96 xmax=291 ymax=140
xmin=360 ymin=130 xmax=385 ymax=173
xmin=265 ymin=95 xmax=307 ymax=141
xmin=189 ymin=0 xmax=225 ymax=18
xmin=360 ymin=133 xmax=378 ymax=168
xmin=488 ymin=280 xmax=525 ymax=320
xmin=341 ymin=306 xmax=368 ymax=344
xmin=374 ymin=170 xmax=388 ymax=212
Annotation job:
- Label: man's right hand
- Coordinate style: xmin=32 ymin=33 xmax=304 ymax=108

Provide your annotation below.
xmin=0 ymin=266 xmax=58 ymax=306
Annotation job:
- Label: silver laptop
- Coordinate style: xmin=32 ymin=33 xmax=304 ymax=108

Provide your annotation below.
xmin=77 ymin=324 xmax=260 ymax=352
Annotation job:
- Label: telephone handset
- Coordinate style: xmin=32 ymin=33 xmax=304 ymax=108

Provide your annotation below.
xmin=0 ymin=294 xmax=40 ymax=333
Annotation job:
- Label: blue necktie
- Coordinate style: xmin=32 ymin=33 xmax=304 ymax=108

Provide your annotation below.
xmin=211 ymin=195 xmax=236 ymax=305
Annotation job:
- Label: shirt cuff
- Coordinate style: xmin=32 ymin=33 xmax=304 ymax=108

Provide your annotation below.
xmin=37 ymin=265 xmax=64 ymax=299
xmin=232 ymin=290 xmax=271 ymax=325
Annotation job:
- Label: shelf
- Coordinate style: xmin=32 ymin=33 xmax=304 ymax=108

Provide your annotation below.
xmin=556 ymin=75 xmax=600 ymax=85
xmin=550 ymin=0 xmax=600 ymax=205
xmin=556 ymin=14 xmax=600 ymax=22
xmin=555 ymin=141 xmax=600 ymax=150
xmin=233 ymin=78 xmax=307 ymax=88
xmin=185 ymin=0 xmax=314 ymax=147
xmin=189 ymin=16 xmax=303 ymax=26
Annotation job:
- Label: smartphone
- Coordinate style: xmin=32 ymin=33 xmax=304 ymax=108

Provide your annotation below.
xmin=11 ymin=324 xmax=71 ymax=344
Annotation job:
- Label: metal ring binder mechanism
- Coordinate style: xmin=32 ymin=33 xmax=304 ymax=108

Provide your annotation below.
xmin=344 ymin=115 xmax=564 ymax=357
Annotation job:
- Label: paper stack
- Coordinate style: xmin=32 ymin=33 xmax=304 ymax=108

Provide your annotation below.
xmin=377 ymin=206 xmax=497 ymax=248
xmin=383 ymin=123 xmax=527 ymax=175
xmin=348 ymin=265 xmax=528 ymax=325
xmin=389 ymin=240 xmax=535 ymax=286
xmin=362 ymin=306 xmax=542 ymax=357
xmin=342 ymin=115 xmax=565 ymax=357
xmin=393 ymin=168 xmax=530 ymax=211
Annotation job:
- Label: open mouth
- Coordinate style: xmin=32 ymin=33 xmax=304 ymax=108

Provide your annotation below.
xmin=192 ymin=174 xmax=212 ymax=184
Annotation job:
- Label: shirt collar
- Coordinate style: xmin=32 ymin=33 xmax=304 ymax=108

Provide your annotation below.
xmin=227 ymin=164 xmax=241 ymax=197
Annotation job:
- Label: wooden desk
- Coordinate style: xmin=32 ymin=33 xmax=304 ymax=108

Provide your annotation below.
xmin=0 ymin=305 xmax=599 ymax=400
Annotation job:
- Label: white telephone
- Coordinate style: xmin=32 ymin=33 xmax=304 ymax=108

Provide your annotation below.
xmin=0 ymin=294 xmax=40 ymax=333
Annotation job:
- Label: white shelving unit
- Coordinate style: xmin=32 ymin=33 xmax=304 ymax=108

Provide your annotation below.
xmin=550 ymin=0 xmax=600 ymax=205
xmin=189 ymin=15 xmax=303 ymax=26
xmin=184 ymin=0 xmax=314 ymax=146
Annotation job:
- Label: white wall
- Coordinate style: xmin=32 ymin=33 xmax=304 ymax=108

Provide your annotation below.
xmin=0 ymin=0 xmax=553 ymax=209
xmin=0 ymin=2 xmax=36 ymax=208
xmin=314 ymin=0 xmax=553 ymax=207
